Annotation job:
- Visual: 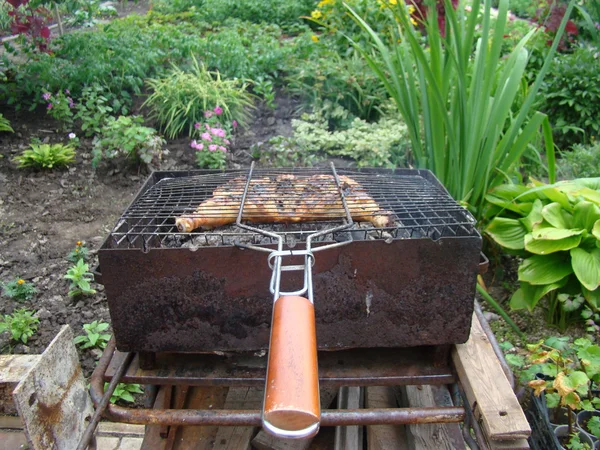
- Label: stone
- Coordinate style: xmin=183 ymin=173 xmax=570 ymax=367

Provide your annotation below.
xmin=96 ymin=436 xmax=120 ymax=450
xmin=119 ymin=437 xmax=144 ymax=450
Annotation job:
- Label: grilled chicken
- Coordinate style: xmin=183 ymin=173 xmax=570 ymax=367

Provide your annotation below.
xmin=175 ymin=174 xmax=393 ymax=232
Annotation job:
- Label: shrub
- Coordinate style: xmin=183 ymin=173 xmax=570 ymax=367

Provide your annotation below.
xmin=0 ymin=309 xmax=39 ymax=344
xmin=539 ymin=47 xmax=600 ymax=149
xmin=143 ymin=59 xmax=253 ymax=138
xmin=485 ymin=178 xmax=600 ymax=330
xmin=557 ymin=142 xmax=600 ymax=180
xmin=13 ymin=143 xmax=75 ymax=169
xmin=92 ymin=116 xmax=166 ymax=168
xmin=1 ymin=277 xmax=36 ymax=301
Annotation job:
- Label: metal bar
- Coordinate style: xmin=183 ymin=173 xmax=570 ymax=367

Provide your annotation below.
xmin=77 ymin=339 xmax=134 ymax=450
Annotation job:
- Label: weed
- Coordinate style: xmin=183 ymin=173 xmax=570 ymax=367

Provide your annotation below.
xmin=0 ymin=309 xmax=39 ymax=344
xmin=13 ymin=143 xmax=76 ymax=169
xmin=104 ymin=383 xmax=144 ymax=404
xmin=74 ymin=321 xmax=111 ymax=350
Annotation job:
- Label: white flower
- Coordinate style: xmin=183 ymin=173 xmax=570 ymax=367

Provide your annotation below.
xmin=68 ymin=133 xmax=77 ymax=139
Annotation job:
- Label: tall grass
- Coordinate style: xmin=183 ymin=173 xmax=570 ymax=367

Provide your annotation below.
xmin=346 ymin=0 xmax=574 ymax=218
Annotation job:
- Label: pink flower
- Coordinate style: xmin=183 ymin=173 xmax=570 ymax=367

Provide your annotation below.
xmin=209 ymin=144 xmax=218 ymax=152
xmin=211 ymin=128 xmax=226 ymax=138
xmin=194 ymin=122 xmax=201 ymax=129
xmin=64 ymin=89 xmax=70 ymax=95
xmin=205 ymin=123 xmax=210 ymax=130
xmin=190 ymin=139 xmax=198 ymax=148
xmin=224 ymin=139 xmax=230 ymax=145
xmin=201 ymin=132 xmax=212 ymax=142
xmin=47 ymin=103 xmax=53 ymax=109
xmin=204 ymin=110 xmax=214 ymax=119
xmin=219 ymin=146 xmax=227 ymax=152
xmin=196 ymin=143 xmax=204 ymax=151
xmin=232 ymin=120 xmax=238 ymax=129
xmin=42 ymin=92 xmax=51 ymax=101
xmin=68 ymin=97 xmax=74 ymax=108
xmin=214 ymin=106 xmax=223 ymax=116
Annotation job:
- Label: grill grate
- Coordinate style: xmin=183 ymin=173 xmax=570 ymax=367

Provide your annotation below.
xmin=106 ymin=168 xmax=478 ymax=250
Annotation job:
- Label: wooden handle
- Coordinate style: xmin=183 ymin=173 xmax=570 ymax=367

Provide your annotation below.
xmin=262 ymin=295 xmax=320 ymax=438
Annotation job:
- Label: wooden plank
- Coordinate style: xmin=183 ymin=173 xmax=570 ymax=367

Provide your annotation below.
xmin=12 ymin=326 xmax=93 ymax=450
xmin=251 ymin=386 xmax=338 ymax=450
xmin=0 ymin=355 xmax=40 ymax=415
xmin=403 ymin=385 xmax=463 ymax=450
xmin=365 ymin=386 xmax=408 ymax=450
xmin=334 ymin=387 xmax=363 ymax=450
xmin=452 ymin=312 xmax=530 ymax=441
xmin=213 ymin=387 xmax=263 ymax=450
xmin=487 ymin=438 xmax=530 ymax=450
xmin=0 ymin=415 xmax=23 ymax=429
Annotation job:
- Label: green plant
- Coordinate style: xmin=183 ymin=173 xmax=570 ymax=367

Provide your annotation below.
xmin=253 ymin=76 xmax=277 ymax=109
xmin=43 ymin=89 xmax=75 ymax=129
xmin=73 ymin=321 xmax=111 ymax=350
xmin=346 ymin=0 xmax=574 ymax=219
xmin=588 ymin=416 xmax=600 ymax=438
xmin=74 ymin=84 xmax=115 ymax=137
xmin=64 ymin=259 xmax=96 ymax=297
xmin=557 ymin=142 xmax=600 ymax=180
xmin=67 ymin=240 xmax=89 ymax=263
xmin=0 ymin=113 xmax=13 ymax=132
xmin=485 ymin=178 xmax=600 ymax=330
xmin=1 ymin=277 xmax=37 ymax=301
xmin=13 ymin=142 xmax=75 ymax=169
xmin=190 ymin=107 xmax=233 ymax=170
xmin=144 ymin=58 xmax=253 ymax=138
xmin=104 ymin=383 xmax=143 ymax=404
xmin=0 ymin=309 xmax=40 ymax=344
xmin=92 ymin=115 xmax=166 ymax=168
xmin=539 ymin=47 xmax=600 ymax=149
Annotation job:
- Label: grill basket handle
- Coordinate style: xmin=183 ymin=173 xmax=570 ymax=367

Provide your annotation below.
xmin=262 ymin=295 xmax=320 ymax=439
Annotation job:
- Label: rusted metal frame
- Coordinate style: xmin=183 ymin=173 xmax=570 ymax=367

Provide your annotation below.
xmin=90 ymin=341 xmax=465 ymax=428
xmin=77 ymin=344 xmax=134 ymax=450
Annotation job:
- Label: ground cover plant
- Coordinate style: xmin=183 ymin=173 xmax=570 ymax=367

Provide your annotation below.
xmin=13 ymin=142 xmax=76 ymax=169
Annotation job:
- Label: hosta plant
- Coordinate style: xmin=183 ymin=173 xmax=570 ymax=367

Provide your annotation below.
xmin=485 ymin=178 xmax=600 ymax=330
xmin=13 ymin=143 xmax=76 ymax=169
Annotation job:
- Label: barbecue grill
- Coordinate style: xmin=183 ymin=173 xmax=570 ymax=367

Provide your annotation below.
xmin=94 ymin=164 xmax=483 ymax=437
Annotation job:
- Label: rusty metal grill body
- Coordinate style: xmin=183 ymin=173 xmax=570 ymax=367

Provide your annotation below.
xmin=97 ymin=167 xmax=482 ymax=354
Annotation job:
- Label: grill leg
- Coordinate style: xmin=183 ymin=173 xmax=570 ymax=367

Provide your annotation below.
xmin=139 ymin=351 xmax=156 ymax=370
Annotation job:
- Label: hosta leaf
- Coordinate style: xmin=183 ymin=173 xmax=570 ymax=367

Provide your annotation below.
xmin=485 ymin=218 xmax=527 ymax=249
xmin=593 ymin=219 xmax=600 ymax=240
xmin=510 ymin=279 xmax=566 ymax=311
xmin=524 ymin=226 xmax=584 ymax=254
xmin=570 ymin=248 xmax=600 ymax=291
xmin=520 ymin=199 xmax=543 ymax=231
xmin=519 ymin=254 xmax=573 ymax=285
xmin=572 ymin=201 xmax=600 ymax=231
xmin=488 ymin=184 xmax=538 ymax=202
xmin=542 ymin=203 xmax=572 ymax=229
xmin=530 ymin=225 xmax=584 ymax=240
xmin=582 ymin=286 xmax=600 ymax=310
xmin=485 ymin=194 xmax=532 ymax=215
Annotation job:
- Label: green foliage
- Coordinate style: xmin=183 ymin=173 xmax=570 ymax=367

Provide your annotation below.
xmin=153 ymin=0 xmax=315 ymax=30
xmin=65 ymin=0 xmax=117 ymax=27
xmin=539 ymin=47 xmax=600 ymax=149
xmin=143 ymin=59 xmax=253 ymax=138
xmin=13 ymin=143 xmax=75 ymax=169
xmin=258 ymin=111 xmax=410 ymax=168
xmin=74 ymin=84 xmax=117 ymax=137
xmin=485 ymin=178 xmax=600 ymax=329
xmin=1 ymin=278 xmax=37 ymax=302
xmin=346 ymin=0 xmax=572 ymax=219
xmin=191 ymin=108 xmax=233 ymax=170
xmin=104 ymin=383 xmax=143 ymax=404
xmin=0 ymin=114 xmax=13 ymax=132
xmin=92 ymin=116 xmax=166 ymax=168
xmin=0 ymin=309 xmax=40 ymax=344
xmin=253 ymin=76 xmax=277 ymax=109
xmin=73 ymin=321 xmax=111 ymax=350
xmin=557 ymin=142 xmax=600 ymax=180
xmin=252 ymin=137 xmax=323 ymax=168
xmin=286 ymin=42 xmax=387 ymax=125
xmin=587 ymin=416 xmax=600 ymax=438
xmin=67 ymin=241 xmax=89 ymax=263
xmin=195 ymin=20 xmax=295 ymax=81
xmin=44 ymin=89 xmax=75 ymax=129
xmin=64 ymin=259 xmax=96 ymax=297
xmin=195 ymin=148 xmax=227 ymax=170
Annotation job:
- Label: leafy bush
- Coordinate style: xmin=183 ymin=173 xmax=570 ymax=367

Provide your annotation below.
xmin=44 ymin=89 xmax=76 ymax=129
xmin=144 ymin=59 xmax=253 ymax=138
xmin=0 ymin=309 xmax=39 ymax=344
xmin=286 ymin=41 xmax=387 ymax=125
xmin=1 ymin=277 xmax=36 ymax=301
xmin=74 ymin=321 xmax=111 ymax=350
xmin=194 ymin=20 xmax=295 ymax=81
xmin=13 ymin=143 xmax=76 ymax=169
xmin=258 ymin=111 xmax=410 ymax=168
xmin=539 ymin=47 xmax=600 ymax=149
xmin=74 ymin=84 xmax=119 ymax=137
xmin=64 ymin=259 xmax=96 ymax=297
xmin=558 ymin=142 xmax=600 ymax=180
xmin=0 ymin=113 xmax=13 ymax=132
xmin=92 ymin=116 xmax=166 ymax=168
xmin=485 ymin=178 xmax=600 ymax=330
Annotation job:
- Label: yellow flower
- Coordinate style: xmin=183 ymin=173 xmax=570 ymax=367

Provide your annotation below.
xmin=17 ymin=279 xmax=25 ymax=285
xmin=311 ymin=10 xmax=322 ymax=19
xmin=311 ymin=35 xmax=320 ymax=43
xmin=408 ymin=4 xmax=416 ymax=14
xmin=411 ymin=17 xmax=417 ymax=25
xmin=75 ymin=248 xmax=79 ymax=253
xmin=76 ymin=241 xmax=82 ymax=246
xmin=317 ymin=0 xmax=335 ymax=7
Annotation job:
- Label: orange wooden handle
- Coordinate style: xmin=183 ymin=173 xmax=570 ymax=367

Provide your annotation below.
xmin=262 ymin=296 xmax=320 ymax=438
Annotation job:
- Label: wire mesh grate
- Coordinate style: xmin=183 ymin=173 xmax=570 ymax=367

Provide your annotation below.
xmin=106 ymin=168 xmax=478 ymax=250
